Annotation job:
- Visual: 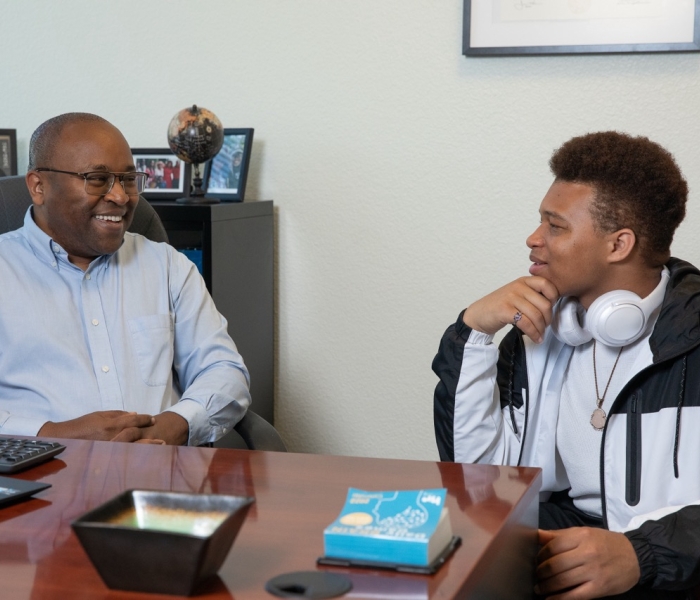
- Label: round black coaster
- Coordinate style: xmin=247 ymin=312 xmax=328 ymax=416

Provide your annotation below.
xmin=265 ymin=571 xmax=352 ymax=599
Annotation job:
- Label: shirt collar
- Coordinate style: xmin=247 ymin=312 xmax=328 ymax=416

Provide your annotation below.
xmin=21 ymin=207 xmax=115 ymax=273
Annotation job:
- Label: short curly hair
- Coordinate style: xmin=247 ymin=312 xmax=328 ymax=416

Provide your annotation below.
xmin=550 ymin=131 xmax=687 ymax=266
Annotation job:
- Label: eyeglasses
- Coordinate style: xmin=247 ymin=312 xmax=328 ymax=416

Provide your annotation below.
xmin=34 ymin=168 xmax=149 ymax=196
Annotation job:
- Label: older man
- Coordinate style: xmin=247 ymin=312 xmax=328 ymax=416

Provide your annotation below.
xmin=0 ymin=113 xmax=250 ymax=446
xmin=434 ymin=132 xmax=700 ymax=599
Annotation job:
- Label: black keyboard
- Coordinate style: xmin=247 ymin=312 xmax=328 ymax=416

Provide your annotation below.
xmin=0 ymin=438 xmax=66 ymax=473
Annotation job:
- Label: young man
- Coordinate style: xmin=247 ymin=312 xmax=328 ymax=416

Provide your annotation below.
xmin=433 ymin=132 xmax=700 ymax=599
xmin=0 ymin=113 xmax=251 ymax=446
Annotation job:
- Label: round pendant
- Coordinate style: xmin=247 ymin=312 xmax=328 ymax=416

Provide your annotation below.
xmin=591 ymin=407 xmax=606 ymax=431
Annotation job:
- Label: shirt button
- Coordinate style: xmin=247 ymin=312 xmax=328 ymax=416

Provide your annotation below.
xmin=102 ymin=366 xmax=109 ymax=373
xmin=51 ymin=261 xmax=57 ymax=267
xmin=85 ymin=274 xmax=91 ymax=280
xmin=91 ymin=319 xmax=99 ymax=326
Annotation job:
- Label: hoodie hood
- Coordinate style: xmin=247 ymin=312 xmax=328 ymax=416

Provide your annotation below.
xmin=649 ymin=257 xmax=700 ymax=363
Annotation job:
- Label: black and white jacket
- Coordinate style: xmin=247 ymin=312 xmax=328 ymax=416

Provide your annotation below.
xmin=433 ymin=258 xmax=700 ymax=591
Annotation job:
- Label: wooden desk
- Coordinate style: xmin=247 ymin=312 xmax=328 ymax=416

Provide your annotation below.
xmin=0 ymin=440 xmax=540 ymax=599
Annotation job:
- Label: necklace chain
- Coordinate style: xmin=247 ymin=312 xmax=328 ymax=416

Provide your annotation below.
xmin=590 ymin=340 xmax=624 ymax=431
xmin=593 ymin=340 xmax=624 ymax=409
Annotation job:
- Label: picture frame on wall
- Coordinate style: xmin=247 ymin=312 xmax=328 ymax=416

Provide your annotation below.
xmin=464 ymin=0 xmax=700 ymax=56
xmin=203 ymin=128 xmax=254 ymax=202
xmin=131 ymin=148 xmax=190 ymax=200
xmin=0 ymin=129 xmax=18 ymax=177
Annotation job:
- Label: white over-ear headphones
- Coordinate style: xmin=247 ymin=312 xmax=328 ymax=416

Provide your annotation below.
xmin=551 ymin=267 xmax=669 ymax=347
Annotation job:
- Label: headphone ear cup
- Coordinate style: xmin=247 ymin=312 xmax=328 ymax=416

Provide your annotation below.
xmin=551 ymin=298 xmax=592 ymax=346
xmin=586 ymin=268 xmax=669 ymax=346
xmin=586 ymin=290 xmax=645 ymax=346
xmin=551 ymin=268 xmax=668 ymax=348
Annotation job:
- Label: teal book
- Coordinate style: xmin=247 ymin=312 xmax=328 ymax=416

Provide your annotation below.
xmin=323 ymin=488 xmax=453 ymax=567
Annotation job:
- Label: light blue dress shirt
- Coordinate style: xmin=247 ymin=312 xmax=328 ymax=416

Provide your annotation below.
xmin=0 ymin=208 xmax=251 ymax=445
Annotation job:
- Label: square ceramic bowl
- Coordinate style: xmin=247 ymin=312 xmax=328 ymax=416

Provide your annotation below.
xmin=72 ymin=489 xmax=254 ymax=596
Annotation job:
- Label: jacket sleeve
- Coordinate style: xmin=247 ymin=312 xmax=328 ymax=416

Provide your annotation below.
xmin=432 ymin=311 xmax=525 ymax=464
xmin=625 ymin=505 xmax=700 ymax=591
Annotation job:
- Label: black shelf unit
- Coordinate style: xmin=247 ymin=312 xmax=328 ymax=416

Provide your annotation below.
xmin=151 ymin=201 xmax=274 ymax=424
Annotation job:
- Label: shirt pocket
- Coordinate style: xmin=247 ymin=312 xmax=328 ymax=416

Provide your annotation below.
xmin=128 ymin=314 xmax=174 ymax=386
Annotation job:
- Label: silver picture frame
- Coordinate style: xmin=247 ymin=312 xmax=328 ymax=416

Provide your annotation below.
xmin=464 ymin=0 xmax=700 ymax=56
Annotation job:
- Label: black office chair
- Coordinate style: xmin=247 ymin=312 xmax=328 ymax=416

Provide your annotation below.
xmin=0 ymin=175 xmax=285 ymax=452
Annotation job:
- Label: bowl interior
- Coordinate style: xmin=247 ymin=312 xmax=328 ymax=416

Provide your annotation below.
xmin=74 ymin=489 xmax=253 ymax=537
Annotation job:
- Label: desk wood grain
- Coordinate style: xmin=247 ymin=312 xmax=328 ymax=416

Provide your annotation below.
xmin=0 ymin=440 xmax=540 ymax=599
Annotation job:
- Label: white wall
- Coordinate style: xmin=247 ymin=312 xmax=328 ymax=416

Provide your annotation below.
xmin=3 ymin=1 xmax=700 ymax=460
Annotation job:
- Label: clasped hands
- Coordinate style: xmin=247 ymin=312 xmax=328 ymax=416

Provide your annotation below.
xmin=38 ymin=410 xmax=189 ymax=445
xmin=463 ymin=276 xmax=560 ymax=344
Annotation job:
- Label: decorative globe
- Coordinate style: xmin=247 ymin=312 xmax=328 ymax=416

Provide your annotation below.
xmin=167 ymin=105 xmax=224 ymax=165
xmin=167 ymin=105 xmax=225 ymax=202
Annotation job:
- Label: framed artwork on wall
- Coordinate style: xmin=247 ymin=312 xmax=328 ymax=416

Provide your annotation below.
xmin=0 ymin=129 xmax=18 ymax=176
xmin=203 ymin=128 xmax=254 ymax=202
xmin=464 ymin=0 xmax=700 ymax=56
xmin=131 ymin=148 xmax=190 ymax=200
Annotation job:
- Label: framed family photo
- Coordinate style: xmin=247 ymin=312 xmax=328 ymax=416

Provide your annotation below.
xmin=203 ymin=128 xmax=254 ymax=202
xmin=0 ymin=129 xmax=18 ymax=177
xmin=464 ymin=0 xmax=700 ymax=56
xmin=131 ymin=148 xmax=190 ymax=200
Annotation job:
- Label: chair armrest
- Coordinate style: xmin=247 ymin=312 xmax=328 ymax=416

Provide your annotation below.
xmin=214 ymin=410 xmax=287 ymax=452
